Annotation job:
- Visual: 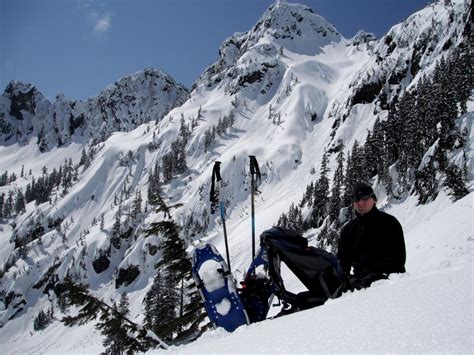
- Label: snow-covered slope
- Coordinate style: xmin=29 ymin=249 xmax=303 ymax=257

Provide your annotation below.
xmin=2 ymin=192 xmax=472 ymax=353
xmin=0 ymin=0 xmax=472 ymax=352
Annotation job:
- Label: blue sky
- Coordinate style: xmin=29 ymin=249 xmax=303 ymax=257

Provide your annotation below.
xmin=0 ymin=0 xmax=430 ymax=100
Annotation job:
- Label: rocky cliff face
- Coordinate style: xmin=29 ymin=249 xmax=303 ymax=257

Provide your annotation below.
xmin=0 ymin=69 xmax=189 ymax=150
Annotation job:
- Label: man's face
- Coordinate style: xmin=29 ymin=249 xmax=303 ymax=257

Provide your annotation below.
xmin=353 ymin=196 xmax=376 ymax=215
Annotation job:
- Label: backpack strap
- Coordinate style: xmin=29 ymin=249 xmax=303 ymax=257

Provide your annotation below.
xmin=318 ymin=274 xmax=332 ymax=299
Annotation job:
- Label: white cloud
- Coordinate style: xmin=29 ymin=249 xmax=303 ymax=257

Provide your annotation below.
xmin=79 ymin=1 xmax=112 ymax=38
xmin=93 ymin=13 xmax=111 ymax=33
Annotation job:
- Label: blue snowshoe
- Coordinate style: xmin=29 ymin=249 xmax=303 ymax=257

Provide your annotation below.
xmin=239 ymin=244 xmax=276 ymax=323
xmin=192 ymin=243 xmax=249 ymax=332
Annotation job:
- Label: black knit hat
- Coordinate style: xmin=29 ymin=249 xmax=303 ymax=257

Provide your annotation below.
xmin=352 ymin=182 xmax=376 ymax=201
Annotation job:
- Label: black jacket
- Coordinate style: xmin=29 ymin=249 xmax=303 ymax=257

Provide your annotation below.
xmin=337 ymin=206 xmax=406 ymax=282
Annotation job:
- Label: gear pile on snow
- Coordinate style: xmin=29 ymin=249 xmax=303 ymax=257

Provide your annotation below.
xmin=192 ymin=226 xmax=346 ymax=331
xmin=193 ymin=155 xmax=346 ymax=331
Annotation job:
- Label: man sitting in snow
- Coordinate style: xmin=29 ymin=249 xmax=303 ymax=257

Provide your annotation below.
xmin=337 ymin=183 xmax=406 ymax=291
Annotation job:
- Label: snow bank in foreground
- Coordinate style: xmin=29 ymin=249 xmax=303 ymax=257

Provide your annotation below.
xmin=166 ymin=264 xmax=473 ymax=354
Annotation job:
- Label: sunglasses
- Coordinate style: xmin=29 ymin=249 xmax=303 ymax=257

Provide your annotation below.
xmin=353 ymin=194 xmax=374 ymax=203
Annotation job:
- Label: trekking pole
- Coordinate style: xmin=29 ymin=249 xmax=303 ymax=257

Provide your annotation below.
xmin=210 ymin=161 xmax=232 ymax=271
xmin=249 ymin=155 xmax=261 ymax=260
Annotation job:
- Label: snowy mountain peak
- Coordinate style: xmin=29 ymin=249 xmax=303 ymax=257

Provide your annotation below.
xmin=0 ymin=68 xmax=189 ymax=150
xmin=99 ymin=68 xmax=187 ymax=99
xmin=2 ymin=80 xmax=48 ymax=121
xmin=194 ymin=2 xmax=341 ymax=92
xmin=348 ymin=30 xmax=377 ymax=47
xmin=4 ymin=80 xmax=39 ymax=96
xmin=251 ymin=1 xmax=341 ymax=52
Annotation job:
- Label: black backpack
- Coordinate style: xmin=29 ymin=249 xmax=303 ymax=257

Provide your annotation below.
xmin=261 ymin=227 xmax=346 ymax=310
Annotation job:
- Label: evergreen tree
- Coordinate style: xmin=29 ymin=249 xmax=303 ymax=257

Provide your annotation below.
xmin=316 ymin=223 xmax=329 ymax=249
xmin=33 ymin=308 xmax=54 ymax=331
xmin=326 ymin=227 xmax=341 ymax=252
xmin=401 ymin=91 xmax=424 ymax=168
xmin=25 ymin=181 xmax=32 ymax=203
xmin=380 ymin=156 xmax=394 ymax=199
xmin=0 ymin=193 xmax=4 ymax=220
xmin=452 ymin=45 xmax=471 ymax=114
xmin=96 ymin=297 xmax=144 ymax=354
xmin=111 ymin=208 xmax=122 ymax=249
xmin=79 ymin=148 xmax=89 ymax=168
xmin=328 ymin=149 xmax=345 ymax=225
xmin=285 ymin=203 xmax=303 ymax=234
xmin=14 ymin=189 xmax=26 ymax=214
xmin=61 ymin=159 xmax=74 ymax=195
xmin=162 ymin=153 xmax=174 ymax=183
xmin=152 ymin=220 xmax=189 ymax=281
xmin=59 ymin=279 xmax=164 ymax=352
xmin=384 ymin=106 xmax=402 ymax=167
xmin=416 ymin=75 xmax=438 ymax=150
xmin=311 ymin=150 xmax=330 ymax=228
xmin=444 ymin=163 xmax=469 ymax=201
xmin=37 ymin=125 xmax=48 ymax=152
xmin=143 ymin=272 xmax=178 ymax=340
xmin=0 ymin=170 xmax=8 ymax=187
xmin=9 ymin=172 xmax=17 ymax=183
xmin=414 ymin=159 xmax=438 ymax=204
xmin=203 ymin=128 xmax=213 ymax=152
xmin=174 ymin=280 xmax=209 ymax=343
xmin=148 ymin=161 xmax=162 ymax=207
xmin=342 ymin=150 xmax=354 ymax=209
xmin=434 ymin=57 xmax=460 ymax=158
xmin=344 ymin=140 xmax=370 ymax=209
xmin=351 ymin=140 xmax=368 ymax=184
xmin=277 ymin=212 xmax=289 ymax=229
xmin=118 ymin=293 xmax=130 ymax=317
xmin=144 ymin=272 xmax=166 ymax=328
xmin=179 ymin=114 xmax=191 ymax=143
xmin=3 ymin=190 xmax=14 ymax=218
xmin=100 ymin=213 xmax=105 ymax=231
xmin=301 ymin=181 xmax=314 ymax=207
xmin=175 ymin=139 xmax=188 ymax=174
xmin=143 ymin=199 xmax=205 ymax=343
xmin=131 ymin=190 xmax=143 ymax=222
xmin=363 ymin=118 xmax=384 ymax=178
